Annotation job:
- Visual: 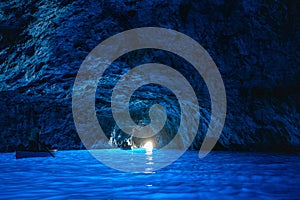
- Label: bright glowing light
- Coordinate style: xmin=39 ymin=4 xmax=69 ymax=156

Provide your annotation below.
xmin=144 ymin=141 xmax=153 ymax=153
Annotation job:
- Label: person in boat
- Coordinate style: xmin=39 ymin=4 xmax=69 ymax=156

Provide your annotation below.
xmin=28 ymin=125 xmax=41 ymax=152
xmin=121 ymin=141 xmax=132 ymax=150
xmin=16 ymin=144 xmax=26 ymax=151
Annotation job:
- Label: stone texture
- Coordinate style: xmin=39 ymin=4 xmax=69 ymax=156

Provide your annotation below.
xmin=0 ymin=0 xmax=299 ymax=152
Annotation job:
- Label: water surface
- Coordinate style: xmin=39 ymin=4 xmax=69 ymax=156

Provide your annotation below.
xmin=1 ymin=150 xmax=300 ymax=199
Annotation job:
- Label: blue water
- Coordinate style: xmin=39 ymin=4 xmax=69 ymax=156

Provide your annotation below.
xmin=1 ymin=150 xmax=300 ymax=199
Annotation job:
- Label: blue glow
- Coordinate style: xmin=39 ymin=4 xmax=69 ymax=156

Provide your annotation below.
xmin=1 ymin=150 xmax=300 ymax=199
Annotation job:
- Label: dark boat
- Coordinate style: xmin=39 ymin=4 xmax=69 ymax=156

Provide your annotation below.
xmin=16 ymin=150 xmax=57 ymax=159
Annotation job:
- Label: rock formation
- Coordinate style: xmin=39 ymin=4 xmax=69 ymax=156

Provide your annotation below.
xmin=0 ymin=0 xmax=299 ymax=152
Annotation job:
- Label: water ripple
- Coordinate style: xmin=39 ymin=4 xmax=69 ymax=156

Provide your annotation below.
xmin=1 ymin=150 xmax=300 ymax=199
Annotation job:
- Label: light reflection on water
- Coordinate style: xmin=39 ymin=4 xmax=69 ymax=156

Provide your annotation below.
xmin=1 ymin=150 xmax=300 ymax=199
xmin=90 ymin=148 xmax=184 ymax=172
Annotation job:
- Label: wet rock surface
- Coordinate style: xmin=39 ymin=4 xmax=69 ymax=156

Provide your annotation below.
xmin=0 ymin=0 xmax=299 ymax=152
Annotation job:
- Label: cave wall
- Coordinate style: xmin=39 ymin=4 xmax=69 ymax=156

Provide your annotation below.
xmin=0 ymin=0 xmax=299 ymax=152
